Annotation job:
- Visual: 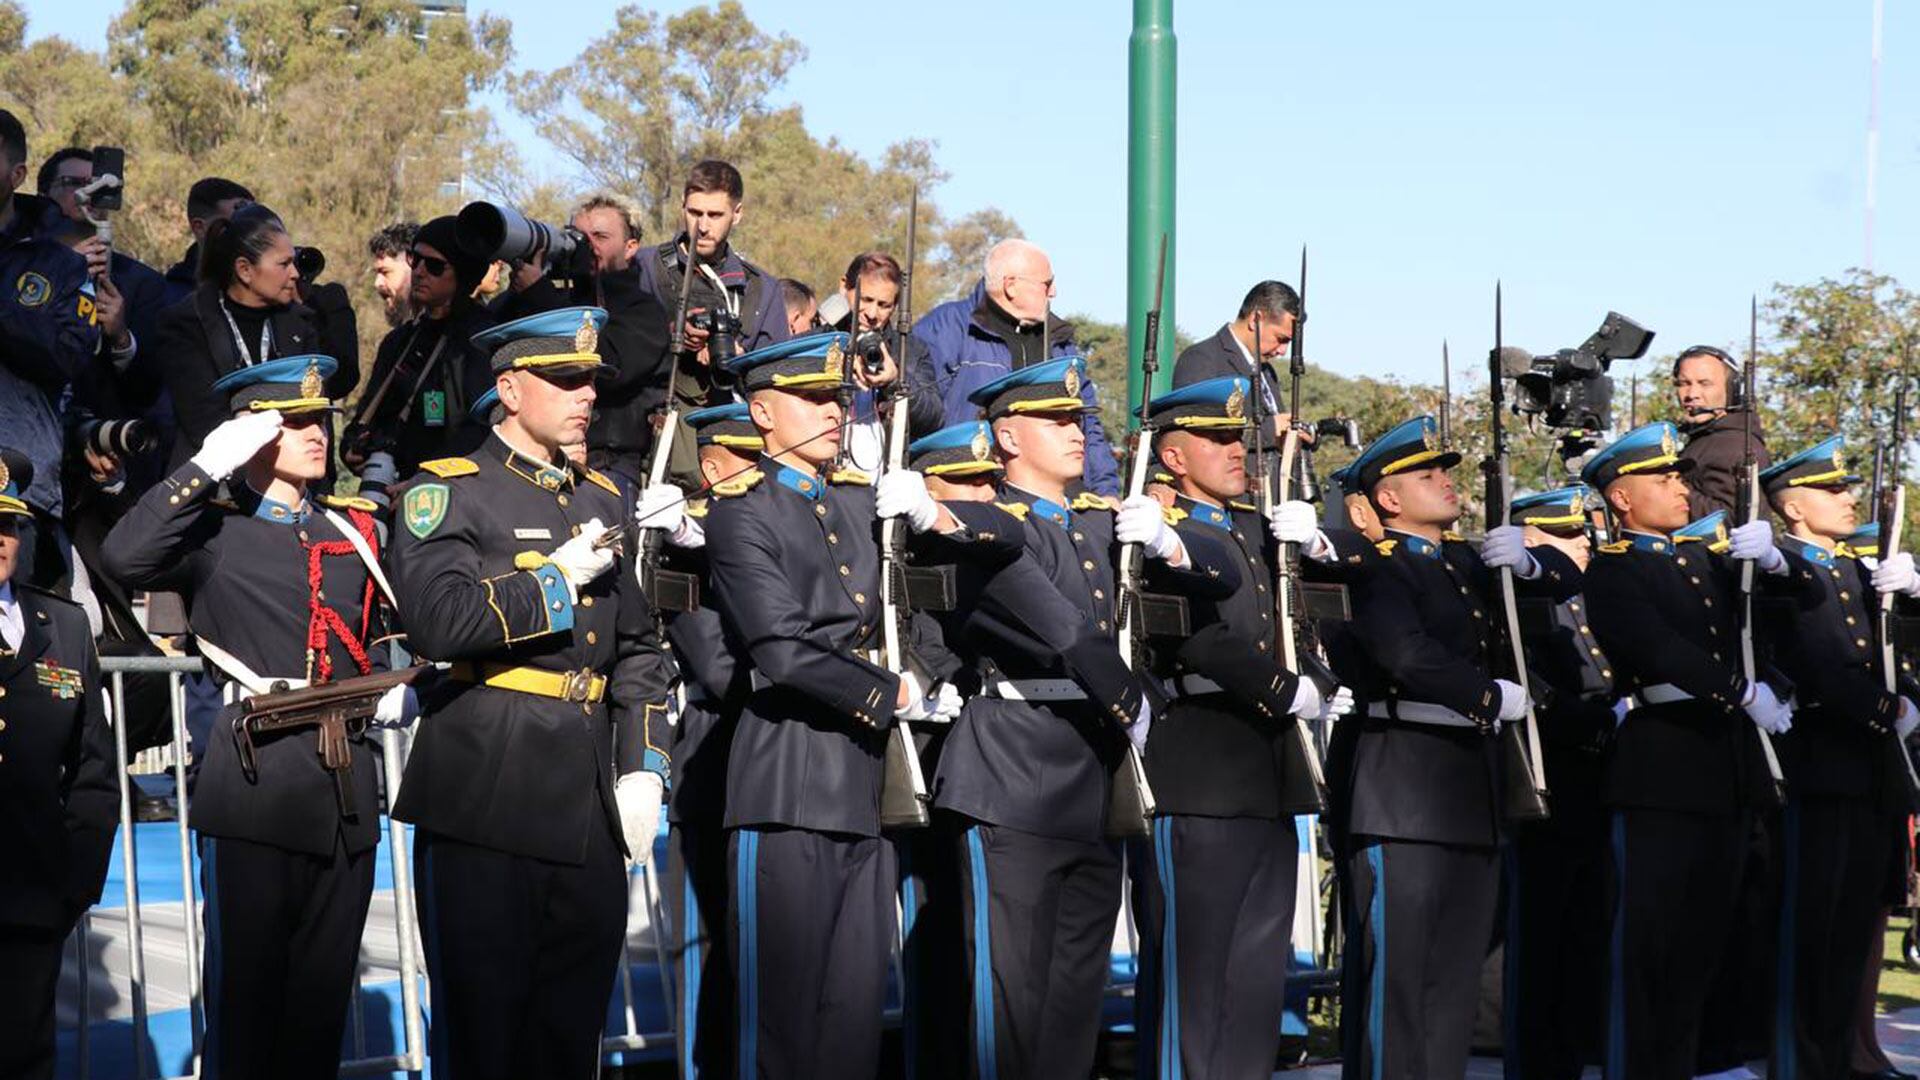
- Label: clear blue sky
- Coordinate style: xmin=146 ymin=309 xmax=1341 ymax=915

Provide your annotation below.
xmin=22 ymin=0 xmax=1914 ymax=389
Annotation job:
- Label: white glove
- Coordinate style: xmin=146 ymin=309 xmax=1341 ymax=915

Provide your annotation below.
xmin=1323 ymin=684 xmax=1356 ymax=719
xmin=1495 ymin=678 xmax=1530 ymax=723
xmin=190 ymin=410 xmax=284 ymax=479
xmin=877 ymin=469 xmax=942 ymax=534
xmin=1743 ymin=680 xmax=1794 ymax=735
xmin=1898 ymin=697 xmax=1920 ymax=741
xmin=548 ymin=517 xmax=617 ymax=592
xmin=895 ymin=670 xmax=936 ymax=721
xmin=371 ymin=684 xmax=418 ymax=730
xmin=1729 ymin=520 xmax=1786 ymax=574
xmin=614 ymin=771 xmax=665 ymax=867
xmin=1127 ymin=698 xmax=1152 ymax=755
xmin=1117 ymin=494 xmax=1185 ymax=563
xmin=1288 ymin=678 xmax=1324 ymax=720
xmin=636 ymin=482 xmax=704 ymax=548
xmin=929 ymin=680 xmax=964 ymax=723
xmin=1612 ymin=698 xmax=1631 ymax=727
xmin=1872 ymin=552 xmax=1920 ymax=598
xmin=1480 ymin=525 xmax=1539 ymax=579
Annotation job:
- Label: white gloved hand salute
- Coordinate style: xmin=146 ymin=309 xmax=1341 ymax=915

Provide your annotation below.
xmin=614 ymin=771 xmax=666 ymax=867
xmin=1268 ymin=500 xmax=1334 ymax=561
xmin=191 ymin=410 xmax=284 ymax=479
xmin=548 ymin=518 xmax=616 ymax=595
xmin=1728 ymin=520 xmax=1787 ymax=574
xmin=636 ymin=483 xmax=703 ymax=549
xmin=876 ymin=469 xmax=943 ymax=534
xmin=1480 ymin=525 xmax=1540 ymax=579
xmin=1117 ymin=494 xmax=1189 ymax=566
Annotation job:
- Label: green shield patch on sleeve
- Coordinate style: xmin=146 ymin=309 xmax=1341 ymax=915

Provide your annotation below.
xmin=404 ymin=482 xmax=451 ymax=539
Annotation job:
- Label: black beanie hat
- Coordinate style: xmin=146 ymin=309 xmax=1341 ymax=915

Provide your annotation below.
xmin=414 ymin=215 xmax=488 ymax=298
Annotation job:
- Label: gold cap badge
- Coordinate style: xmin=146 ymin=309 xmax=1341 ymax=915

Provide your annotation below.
xmin=300 ymin=362 xmax=324 ymax=400
xmin=824 ymin=341 xmax=845 ymax=376
xmin=970 ymin=426 xmax=991 ymax=461
xmin=1225 ymin=384 xmax=1245 ymax=420
xmin=1062 ymin=365 xmax=1080 ymax=397
xmin=1660 ymin=426 xmax=1676 ymax=457
xmin=574 ymin=311 xmax=598 ymax=353
xmin=0 ymin=457 xmax=10 ymax=492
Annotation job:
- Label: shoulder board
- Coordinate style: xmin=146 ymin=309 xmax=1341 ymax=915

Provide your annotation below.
xmin=1441 ymin=530 xmax=1466 ymax=543
xmin=17 ymin=582 xmax=81 ymax=609
xmin=1151 ymin=470 xmax=1175 ymax=486
xmin=686 ymin=499 xmax=710 ymax=519
xmin=1672 ymin=534 xmax=1704 ymax=545
xmin=1227 ymin=500 xmax=1257 ymax=512
xmin=712 ymin=471 xmax=766 ymax=499
xmin=1070 ymin=492 xmax=1115 ymax=513
xmin=995 ymin=501 xmax=1031 ymax=521
xmin=418 ymin=457 xmax=479 ymax=479
xmin=1374 ymin=538 xmax=1399 ymax=556
xmin=829 ymin=467 xmax=873 ymax=487
xmin=1598 ymin=540 xmax=1632 ymax=555
xmin=580 ymin=468 xmax=621 ymax=496
xmin=1163 ymin=506 xmax=1189 ymax=526
xmin=319 ymin=494 xmax=379 ymax=513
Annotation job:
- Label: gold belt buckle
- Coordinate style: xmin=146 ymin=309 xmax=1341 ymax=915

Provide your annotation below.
xmin=563 ymin=670 xmax=595 ymax=702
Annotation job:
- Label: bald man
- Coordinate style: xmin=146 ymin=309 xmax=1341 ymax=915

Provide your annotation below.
xmin=913 ymin=239 xmax=1121 ymax=496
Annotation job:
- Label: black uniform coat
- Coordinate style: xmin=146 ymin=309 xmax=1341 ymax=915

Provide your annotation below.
xmin=153 ymin=285 xmax=334 ymax=465
xmin=1340 ymin=531 xmax=1581 ymax=847
xmin=1766 ymin=537 xmax=1913 ymax=807
xmin=100 ymin=464 xmax=388 ymax=856
xmin=660 ymin=522 xmax=743 ymax=829
xmin=389 ymin=433 xmax=673 ymax=864
xmin=355 ymin=302 xmax=499 ymax=478
xmin=704 ymin=460 xmax=902 ymax=838
xmin=1585 ymin=531 xmax=1816 ymax=816
xmin=1144 ymin=496 xmax=1376 ymax=818
xmin=932 ymin=486 xmax=1238 ymax=843
xmin=0 ymin=585 xmax=116 ymax=929
xmin=1520 ymin=593 xmax=1619 ymax=822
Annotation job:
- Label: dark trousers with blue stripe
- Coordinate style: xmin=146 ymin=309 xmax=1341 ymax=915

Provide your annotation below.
xmin=1603 ymin=808 xmax=1748 ymax=1080
xmin=729 ymin=826 xmax=895 ymax=1080
xmin=199 ymin=833 xmax=376 ymax=1080
xmin=0 ymin=924 xmax=69 ymax=1080
xmin=1129 ymin=814 xmax=1299 ymax=1080
xmin=1502 ymin=812 xmax=1609 ymax=1080
xmin=414 ymin=820 xmax=626 ymax=1080
xmin=1696 ymin=812 xmax=1780 ymax=1074
xmin=1340 ymin=836 xmax=1498 ymax=1080
xmin=900 ymin=818 xmax=967 ymax=1080
xmin=1771 ymin=798 xmax=1889 ymax=1080
xmin=957 ymin=819 xmax=1121 ymax=1080
xmin=673 ymin=822 xmax=732 ymax=1080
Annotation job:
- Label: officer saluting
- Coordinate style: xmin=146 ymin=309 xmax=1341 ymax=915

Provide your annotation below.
xmin=0 ymin=449 xmax=116 ymax=1080
xmin=1759 ymin=437 xmax=1920 ymax=1079
xmin=1333 ymin=415 xmax=1580 ymax=1080
xmin=1578 ymin=421 xmax=1807 ymax=1080
xmin=932 ymin=356 xmax=1239 ymax=1080
xmin=1501 ymin=484 xmax=1619 ymax=1080
xmin=100 ymin=356 xmax=402 ymax=1080
xmin=1126 ymin=376 xmax=1363 ymax=1079
xmin=389 ymin=307 xmax=673 ymax=1080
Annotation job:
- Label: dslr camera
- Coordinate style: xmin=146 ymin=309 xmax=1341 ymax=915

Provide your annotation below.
xmin=689 ymin=307 xmax=743 ymax=366
xmin=456 ymin=201 xmax=591 ymax=280
xmin=79 ymin=418 xmax=155 ymax=458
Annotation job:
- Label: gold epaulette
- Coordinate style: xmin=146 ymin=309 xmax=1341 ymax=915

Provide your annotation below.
xmin=1163 ymin=506 xmax=1189 ymax=526
xmin=1599 ymin=540 xmax=1632 ymax=555
xmin=995 ymin=501 xmax=1030 ymax=521
xmin=319 ymin=494 xmax=378 ymax=513
xmin=1673 ymin=534 xmax=1704 ymax=545
xmin=1152 ymin=470 xmax=1175 ymax=486
xmin=418 ymin=457 xmax=479 ymax=479
xmin=1441 ymin=530 xmax=1466 ymax=543
xmin=686 ymin=499 xmax=710 ymax=519
xmin=829 ymin=467 xmax=872 ymax=486
xmin=513 ymin=551 xmax=553 ymax=571
xmin=1227 ymin=500 xmax=1257 ymax=512
xmin=1070 ymin=492 xmax=1116 ymax=512
xmin=581 ymin=468 xmax=621 ymax=496
xmin=1374 ymin=538 xmax=1399 ymax=556
xmin=712 ymin=471 xmax=765 ymax=499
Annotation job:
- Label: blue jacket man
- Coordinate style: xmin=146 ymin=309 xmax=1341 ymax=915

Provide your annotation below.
xmin=915 ymin=275 xmax=1121 ymax=496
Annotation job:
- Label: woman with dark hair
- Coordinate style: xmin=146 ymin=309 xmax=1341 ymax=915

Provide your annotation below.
xmin=153 ymin=204 xmax=353 ymax=465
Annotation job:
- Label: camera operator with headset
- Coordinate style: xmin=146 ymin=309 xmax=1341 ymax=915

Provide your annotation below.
xmin=1673 ymin=344 xmax=1770 ymax=520
xmin=343 ymin=216 xmax=496 ymax=497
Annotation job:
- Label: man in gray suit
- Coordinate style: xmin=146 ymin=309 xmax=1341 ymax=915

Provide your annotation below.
xmin=1172 ymin=279 xmax=1302 ymax=437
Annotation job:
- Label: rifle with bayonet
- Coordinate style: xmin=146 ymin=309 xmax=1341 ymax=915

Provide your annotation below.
xmin=1737 ymin=296 xmax=1788 ymax=808
xmin=1878 ymin=368 xmax=1920 ymax=806
xmin=1487 ymin=283 xmax=1551 ymax=822
xmin=231 ymin=665 xmax=430 ymax=817
xmin=1110 ymin=235 xmax=1171 ymax=838
xmin=877 ymin=189 xmax=932 ymax=830
xmin=1259 ymin=246 xmax=1330 ymax=814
